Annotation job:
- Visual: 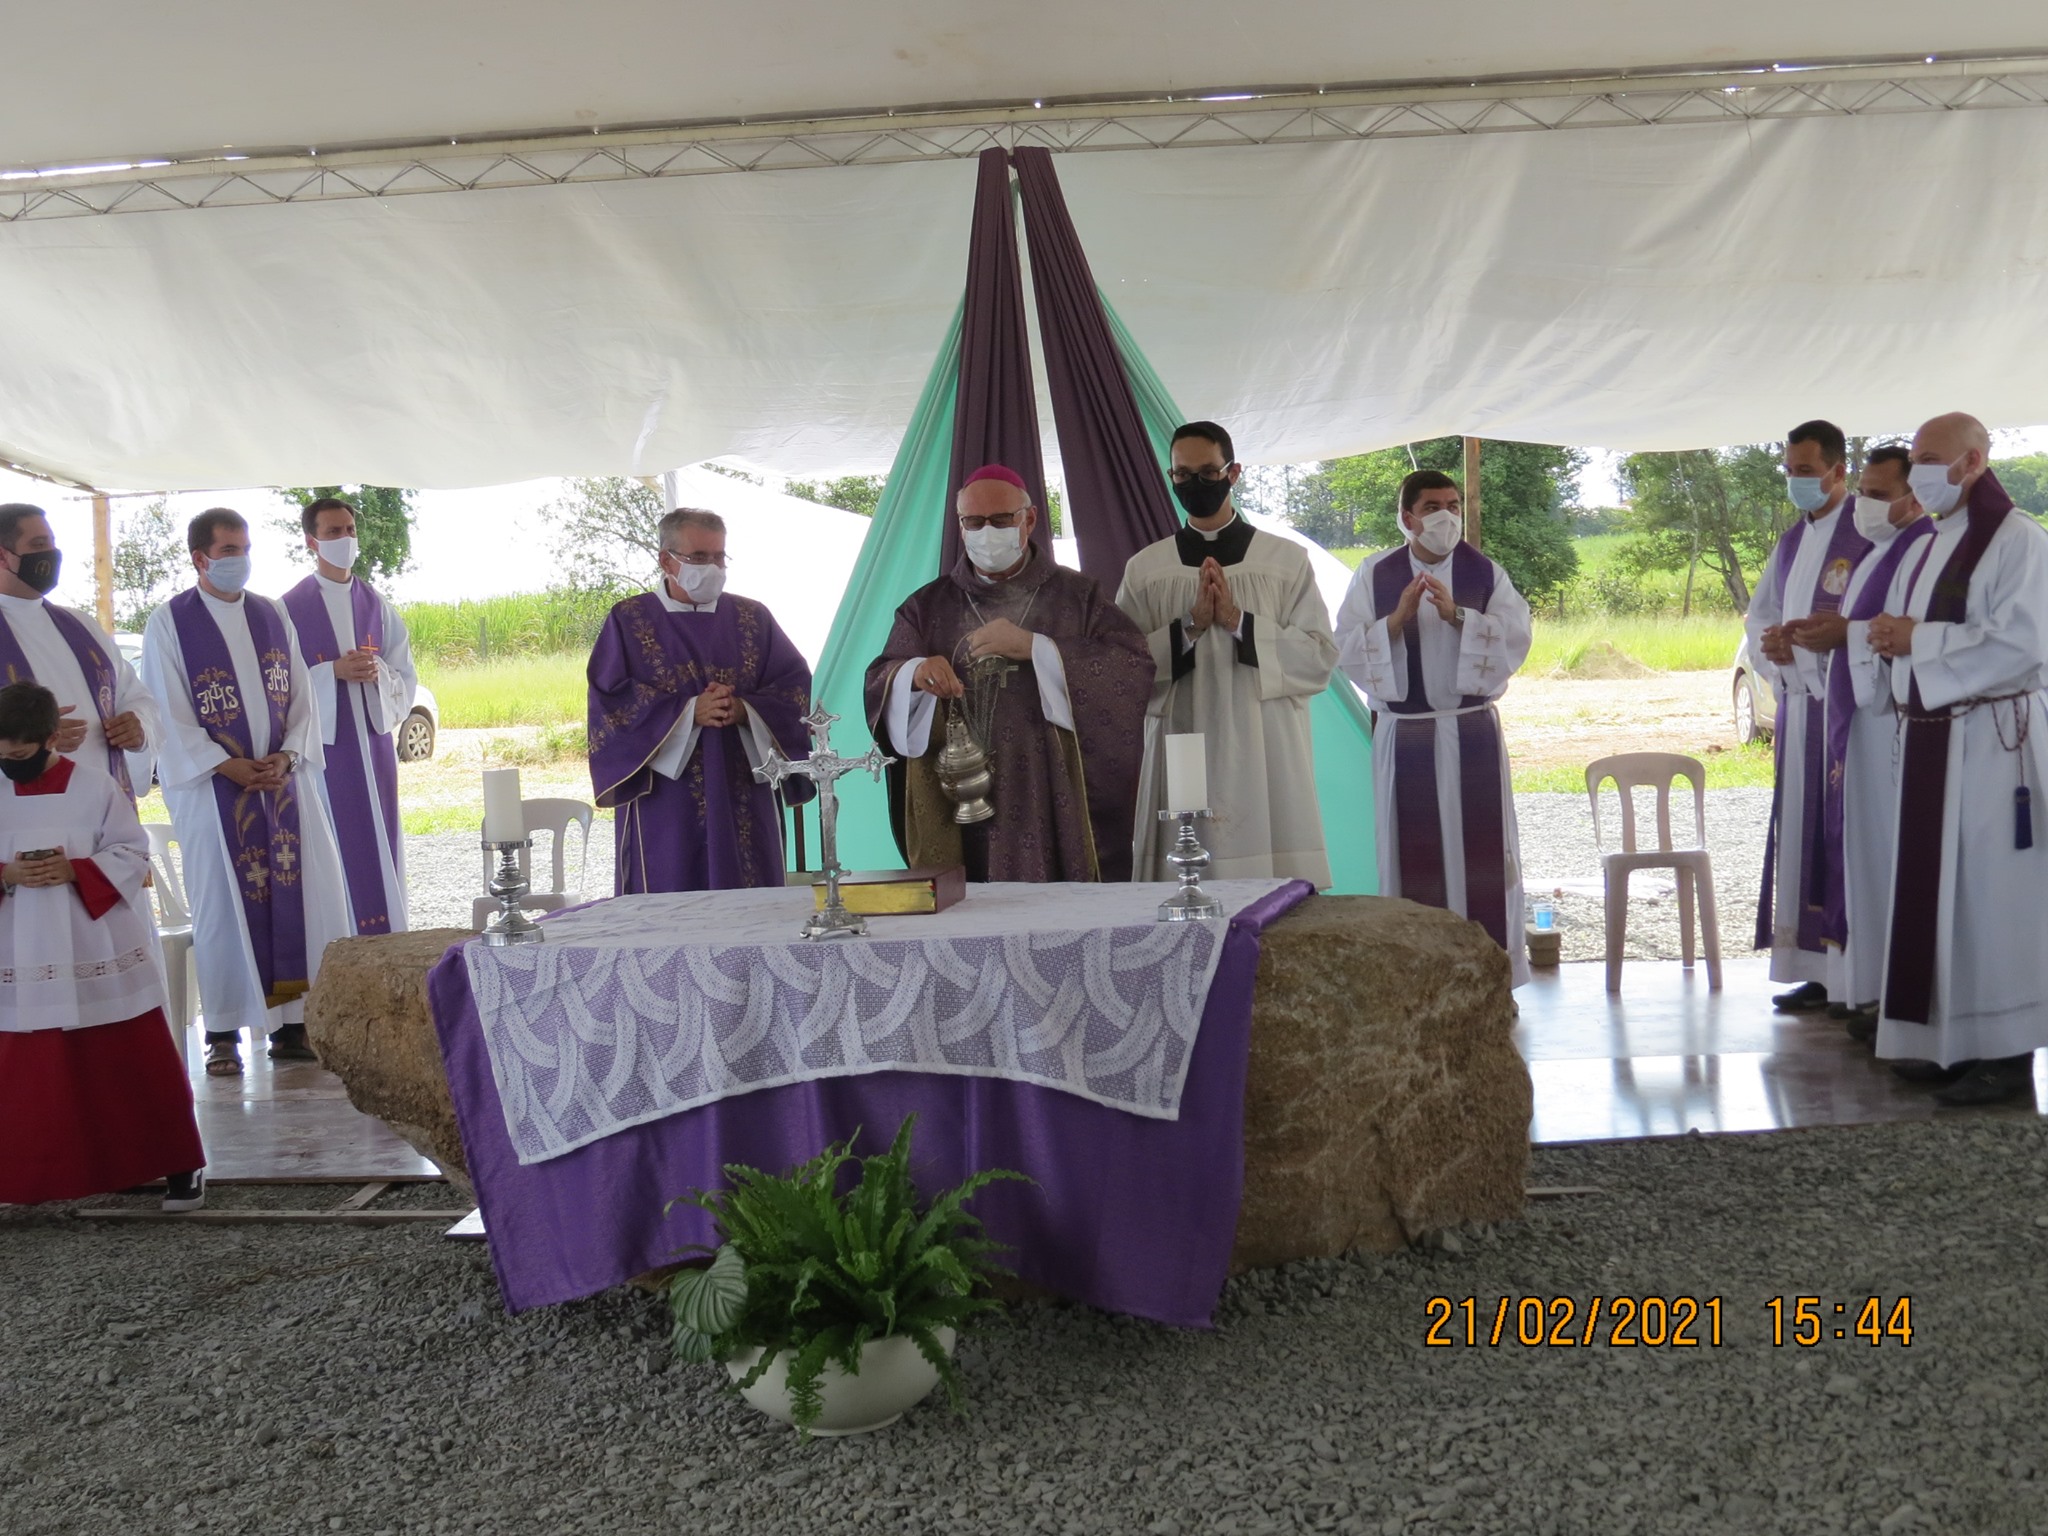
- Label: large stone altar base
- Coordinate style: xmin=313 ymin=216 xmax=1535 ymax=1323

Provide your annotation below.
xmin=306 ymin=896 xmax=1530 ymax=1272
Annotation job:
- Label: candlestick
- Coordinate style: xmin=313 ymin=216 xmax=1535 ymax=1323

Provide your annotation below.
xmin=479 ymin=838 xmax=544 ymax=946
xmin=1156 ymin=808 xmax=1224 ymax=922
xmin=1164 ymin=733 xmax=1207 ymax=813
xmin=482 ymin=768 xmax=525 ymax=843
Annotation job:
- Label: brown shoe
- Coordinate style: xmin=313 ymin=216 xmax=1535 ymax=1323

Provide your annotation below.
xmin=267 ymin=1026 xmax=317 ymax=1062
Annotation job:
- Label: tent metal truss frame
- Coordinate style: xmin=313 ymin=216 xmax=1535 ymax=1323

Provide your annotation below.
xmin=6 ymin=52 xmax=2048 ymax=223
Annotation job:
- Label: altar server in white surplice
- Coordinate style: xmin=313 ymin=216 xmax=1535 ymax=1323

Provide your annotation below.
xmin=1865 ymin=412 xmax=2048 ymax=1108
xmin=1745 ymin=420 xmax=1870 ymax=1015
xmin=1782 ymin=445 xmax=1932 ymax=1040
xmin=140 ymin=508 xmax=352 ymax=1080
xmin=282 ymin=497 xmax=416 ymax=936
xmin=0 ymin=503 xmax=159 ymax=797
xmin=1117 ymin=421 xmax=1336 ymax=886
xmin=1334 ymin=470 xmax=1532 ymax=986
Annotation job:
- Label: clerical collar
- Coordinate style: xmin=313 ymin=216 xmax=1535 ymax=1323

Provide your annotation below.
xmin=1174 ymin=513 xmax=1254 ymax=568
xmin=655 ymin=584 xmax=717 ymax=615
xmin=199 ymin=586 xmax=245 ymax=608
xmin=0 ymin=590 xmax=48 ymax=611
xmin=316 ymin=569 xmax=354 ymax=588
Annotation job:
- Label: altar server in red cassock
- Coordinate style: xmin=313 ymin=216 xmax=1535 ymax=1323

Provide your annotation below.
xmin=0 ymin=682 xmax=206 ymax=1210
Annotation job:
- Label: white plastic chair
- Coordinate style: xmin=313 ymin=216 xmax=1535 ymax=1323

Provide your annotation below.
xmin=142 ymin=824 xmax=199 ymax=1064
xmin=472 ymin=797 xmax=595 ymax=931
xmin=1585 ymin=753 xmax=1722 ymax=994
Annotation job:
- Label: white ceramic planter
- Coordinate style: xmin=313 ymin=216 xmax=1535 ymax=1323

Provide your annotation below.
xmin=725 ymin=1327 xmax=956 ymax=1436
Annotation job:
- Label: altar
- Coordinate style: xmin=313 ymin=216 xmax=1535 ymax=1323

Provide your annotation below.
xmin=429 ymin=878 xmax=1314 ymax=1326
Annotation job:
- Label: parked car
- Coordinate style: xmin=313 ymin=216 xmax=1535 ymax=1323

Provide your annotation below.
xmin=117 ymin=633 xmax=440 ymax=761
xmin=1730 ymin=634 xmax=1777 ymax=746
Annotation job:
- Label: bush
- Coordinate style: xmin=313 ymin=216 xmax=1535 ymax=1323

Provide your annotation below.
xmin=400 ymin=587 xmax=625 ymax=667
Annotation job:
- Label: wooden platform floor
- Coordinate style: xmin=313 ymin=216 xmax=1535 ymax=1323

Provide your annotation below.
xmin=1518 ymin=958 xmax=2047 ymax=1144
xmin=182 ymin=1024 xmax=441 ymax=1182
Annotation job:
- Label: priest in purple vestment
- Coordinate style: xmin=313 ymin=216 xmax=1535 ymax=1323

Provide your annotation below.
xmin=587 ymin=508 xmax=814 ymax=894
xmin=863 ymin=465 xmax=1151 ymax=882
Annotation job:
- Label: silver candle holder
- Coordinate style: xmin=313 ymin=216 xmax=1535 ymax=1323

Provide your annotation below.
xmin=1157 ymin=809 xmax=1224 ymax=922
xmin=480 ymin=838 xmax=545 ymax=946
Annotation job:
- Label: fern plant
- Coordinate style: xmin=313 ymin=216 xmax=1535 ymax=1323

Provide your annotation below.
xmin=665 ymin=1114 xmax=1025 ymax=1433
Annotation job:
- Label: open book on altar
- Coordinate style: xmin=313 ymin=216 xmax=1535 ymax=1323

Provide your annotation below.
xmin=784 ymin=866 xmax=967 ymax=915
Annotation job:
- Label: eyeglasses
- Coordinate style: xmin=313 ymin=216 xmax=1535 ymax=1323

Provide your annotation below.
xmin=1168 ymin=465 xmax=1234 ymax=486
xmin=666 ymin=551 xmax=730 ymax=568
xmin=958 ymin=507 xmax=1030 ymax=532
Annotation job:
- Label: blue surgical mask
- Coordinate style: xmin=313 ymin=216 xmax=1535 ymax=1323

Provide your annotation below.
xmin=204 ymin=554 xmax=252 ymax=594
xmin=1786 ymin=476 xmax=1830 ymax=513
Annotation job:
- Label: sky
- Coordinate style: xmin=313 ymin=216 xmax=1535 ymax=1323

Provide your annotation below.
xmin=9 ymin=424 xmax=2048 ymax=622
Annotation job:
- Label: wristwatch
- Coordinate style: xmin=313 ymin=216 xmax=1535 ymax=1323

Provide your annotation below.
xmin=281 ymin=749 xmax=301 ymax=775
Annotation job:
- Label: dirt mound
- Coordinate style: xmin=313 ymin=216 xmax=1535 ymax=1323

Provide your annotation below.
xmin=1549 ymin=640 xmax=1656 ymax=680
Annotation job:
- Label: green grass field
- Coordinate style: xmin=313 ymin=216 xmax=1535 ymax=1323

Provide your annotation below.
xmin=419 ymin=654 xmax=589 ymax=729
xmin=1511 ymin=741 xmax=1773 ymax=794
xmin=1525 ymin=615 xmax=1743 ymax=676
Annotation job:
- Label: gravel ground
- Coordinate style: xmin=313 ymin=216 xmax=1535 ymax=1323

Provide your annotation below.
xmin=7 ymin=1117 xmax=2044 ymax=1536
xmin=402 ymin=828 xmax=614 ymax=934
xmin=1517 ymin=788 xmax=1771 ymax=966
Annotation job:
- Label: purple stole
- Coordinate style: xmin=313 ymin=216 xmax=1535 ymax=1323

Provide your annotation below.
xmin=1753 ymin=506 xmax=1872 ymax=953
xmin=0 ymin=602 xmax=132 ymax=797
xmin=282 ymin=575 xmax=397 ymax=935
xmin=1884 ymin=474 xmax=2017 ymax=1026
xmin=1369 ymin=541 xmax=1510 ymax=948
xmin=1817 ymin=518 xmax=1936 ymax=944
xmin=168 ymin=588 xmax=311 ymax=1005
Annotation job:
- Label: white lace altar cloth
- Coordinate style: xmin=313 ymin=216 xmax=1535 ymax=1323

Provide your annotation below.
xmin=464 ymin=879 xmax=1289 ymax=1165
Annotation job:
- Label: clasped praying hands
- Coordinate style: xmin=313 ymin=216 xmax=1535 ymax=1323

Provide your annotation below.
xmin=693 ymin=680 xmax=749 ymax=728
xmin=1387 ymin=571 xmax=1460 ymax=641
xmin=1188 ymin=558 xmax=1241 ymax=636
xmin=1866 ymin=614 xmax=1919 ymax=659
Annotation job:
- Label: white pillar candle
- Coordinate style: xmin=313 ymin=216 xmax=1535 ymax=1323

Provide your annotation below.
xmin=1164 ymin=733 xmax=1208 ymax=813
xmin=482 ymin=768 xmax=526 ymax=842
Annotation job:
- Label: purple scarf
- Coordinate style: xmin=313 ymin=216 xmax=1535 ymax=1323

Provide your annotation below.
xmin=1754 ymin=504 xmax=1873 ymax=953
xmin=1885 ymin=474 xmax=2017 ymax=1025
xmin=0 ymin=602 xmax=132 ymax=796
xmin=168 ymin=588 xmax=311 ymax=1004
xmin=1816 ymin=518 xmax=1936 ymax=943
xmin=282 ymin=574 xmax=398 ymax=935
xmin=1369 ymin=542 xmax=1510 ymax=948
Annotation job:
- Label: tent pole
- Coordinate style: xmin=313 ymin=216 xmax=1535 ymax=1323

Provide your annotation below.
xmin=92 ymin=493 xmax=114 ymax=632
xmin=1462 ymin=437 xmax=1483 ymax=551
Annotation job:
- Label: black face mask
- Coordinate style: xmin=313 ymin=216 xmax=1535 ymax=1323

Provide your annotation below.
xmin=0 ymin=748 xmax=49 ymax=784
xmin=10 ymin=548 xmax=60 ymax=596
xmin=1173 ymin=477 xmax=1233 ymax=521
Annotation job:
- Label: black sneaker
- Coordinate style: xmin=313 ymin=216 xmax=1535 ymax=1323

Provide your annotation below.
xmin=1844 ymin=1004 xmax=1881 ymax=1044
xmin=163 ymin=1169 xmax=206 ymax=1212
xmin=267 ymin=1025 xmax=317 ymax=1062
xmin=1772 ymin=981 xmax=1831 ymax=1014
xmin=1891 ymin=1058 xmax=1971 ymax=1085
xmin=1934 ymin=1054 xmax=2037 ymax=1108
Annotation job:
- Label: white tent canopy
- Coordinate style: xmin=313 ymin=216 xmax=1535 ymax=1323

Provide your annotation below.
xmin=2 ymin=5 xmax=2046 ymax=490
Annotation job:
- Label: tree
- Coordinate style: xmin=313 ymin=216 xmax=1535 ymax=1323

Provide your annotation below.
xmin=111 ymin=497 xmax=185 ymax=631
xmin=546 ymin=476 xmax=666 ymax=590
xmin=1615 ymin=445 xmax=1786 ymax=615
xmin=1995 ymin=453 xmax=2048 ymax=518
xmin=1309 ymin=438 xmax=1584 ymax=606
xmin=275 ymin=485 xmax=416 ymax=580
xmin=785 ymin=474 xmax=887 ymax=520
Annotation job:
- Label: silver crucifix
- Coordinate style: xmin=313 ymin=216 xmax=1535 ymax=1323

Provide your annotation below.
xmin=754 ymin=705 xmax=895 ymax=939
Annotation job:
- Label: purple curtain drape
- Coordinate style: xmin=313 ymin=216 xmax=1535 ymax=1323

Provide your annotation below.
xmin=1012 ymin=146 xmax=1179 ymax=594
xmin=943 ymin=147 xmax=1051 ymax=574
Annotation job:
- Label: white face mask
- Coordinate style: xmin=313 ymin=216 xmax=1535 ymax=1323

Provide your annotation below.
xmin=1853 ymin=494 xmax=1901 ymax=544
xmin=315 ymin=535 xmax=359 ymax=572
xmin=963 ymin=524 xmax=1024 ymax=574
xmin=671 ymin=561 xmax=726 ymax=605
xmin=1413 ymin=508 xmax=1463 ymax=559
xmin=1909 ymin=460 xmax=1965 ymax=518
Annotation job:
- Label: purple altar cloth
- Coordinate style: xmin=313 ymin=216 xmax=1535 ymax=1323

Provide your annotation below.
xmin=428 ymin=880 xmax=1314 ymax=1327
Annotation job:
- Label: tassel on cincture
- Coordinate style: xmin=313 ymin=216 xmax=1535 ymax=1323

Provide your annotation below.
xmin=2019 ymin=784 xmax=2034 ymax=851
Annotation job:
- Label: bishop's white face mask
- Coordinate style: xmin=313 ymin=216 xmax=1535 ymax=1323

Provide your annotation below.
xmin=1909 ymin=460 xmax=1965 ymax=518
xmin=963 ymin=524 xmax=1025 ymax=574
xmin=315 ymin=535 xmax=359 ymax=572
xmin=1853 ymin=494 xmax=1901 ymax=544
xmin=672 ymin=561 xmax=726 ymax=606
xmin=1413 ymin=509 xmax=1463 ymax=559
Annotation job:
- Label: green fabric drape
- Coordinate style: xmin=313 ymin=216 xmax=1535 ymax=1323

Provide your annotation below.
xmin=805 ymin=300 xmax=962 ymax=873
xmin=1103 ymin=296 xmax=1380 ymax=895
